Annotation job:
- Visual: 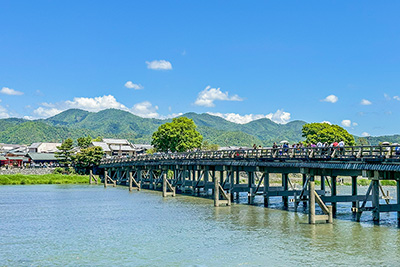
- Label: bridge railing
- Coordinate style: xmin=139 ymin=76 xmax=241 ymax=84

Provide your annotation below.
xmin=100 ymin=145 xmax=400 ymax=165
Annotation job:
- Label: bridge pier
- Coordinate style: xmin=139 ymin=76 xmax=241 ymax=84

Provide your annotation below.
xmin=372 ymin=179 xmax=380 ymax=223
xmin=162 ymin=170 xmax=176 ymax=197
xmin=263 ymin=172 xmax=270 ymax=207
xmin=248 ymin=171 xmax=255 ymax=205
xmin=331 ymin=176 xmax=337 ymax=217
xmin=235 ymin=169 xmax=240 ymax=201
xmin=352 ymin=176 xmax=357 ymax=215
xmin=309 ymin=175 xmax=315 ymax=224
xmin=398 ymin=180 xmax=400 ymax=226
xmin=320 ymin=175 xmax=325 ymax=192
xmin=282 ymin=173 xmax=289 ymax=209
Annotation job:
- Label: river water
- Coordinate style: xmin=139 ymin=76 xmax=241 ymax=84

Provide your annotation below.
xmin=1 ymin=185 xmax=400 ymax=266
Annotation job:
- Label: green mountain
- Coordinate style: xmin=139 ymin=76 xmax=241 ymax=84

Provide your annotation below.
xmin=0 ymin=120 xmax=93 ymax=144
xmin=45 ymin=109 xmax=90 ymax=126
xmin=0 ymin=108 xmax=398 ymax=146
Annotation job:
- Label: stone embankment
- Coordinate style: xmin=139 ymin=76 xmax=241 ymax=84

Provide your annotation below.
xmin=0 ymin=168 xmax=55 ymax=175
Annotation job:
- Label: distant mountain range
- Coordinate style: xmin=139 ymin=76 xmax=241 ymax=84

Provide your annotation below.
xmin=0 ymin=108 xmax=397 ymax=146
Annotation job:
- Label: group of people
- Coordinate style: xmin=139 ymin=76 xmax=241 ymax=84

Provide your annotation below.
xmin=268 ymin=140 xmax=347 ymax=156
xmin=271 ymin=141 xmax=345 ymax=149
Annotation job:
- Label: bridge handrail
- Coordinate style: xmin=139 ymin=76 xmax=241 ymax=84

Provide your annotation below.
xmin=100 ymin=145 xmax=400 ymax=165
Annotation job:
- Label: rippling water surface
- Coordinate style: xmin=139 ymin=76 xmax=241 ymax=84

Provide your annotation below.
xmin=1 ymin=185 xmax=400 ymax=266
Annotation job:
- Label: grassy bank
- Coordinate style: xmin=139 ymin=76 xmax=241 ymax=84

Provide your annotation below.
xmin=0 ymin=174 xmax=90 ymax=185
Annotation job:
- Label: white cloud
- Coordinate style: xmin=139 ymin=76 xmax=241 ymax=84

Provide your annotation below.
xmin=33 ymin=95 xmax=129 ymax=118
xmin=265 ymin=109 xmax=291 ymax=124
xmin=321 ymin=94 xmax=338 ymax=103
xmin=146 ymin=60 xmax=172 ymax=70
xmin=208 ymin=109 xmax=291 ymax=124
xmin=341 ymin=120 xmax=358 ymax=127
xmin=32 ymin=94 xmax=181 ymax=120
xmin=159 ymin=113 xmax=183 ymax=120
xmin=394 ymin=96 xmax=400 ymax=101
xmin=0 ymin=105 xmax=10 ymax=119
xmin=124 ymin=81 xmax=143 ymax=90
xmin=384 ymin=93 xmax=391 ymax=100
xmin=33 ymin=107 xmax=63 ymax=117
xmin=194 ymin=86 xmax=243 ymax=107
xmin=362 ymin=132 xmax=370 ymax=137
xmin=341 ymin=119 xmax=352 ymax=127
xmin=321 ymin=121 xmax=332 ymax=125
xmin=1 ymin=87 xmax=23 ymax=96
xmin=360 ymin=99 xmax=372 ymax=105
xmin=23 ymin=115 xmax=36 ymax=120
xmin=64 ymin=95 xmax=128 ymax=112
xmin=130 ymin=101 xmax=159 ymax=118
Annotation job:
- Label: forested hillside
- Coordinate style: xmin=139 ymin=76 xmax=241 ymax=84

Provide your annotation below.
xmin=0 ymin=109 xmax=397 ymax=146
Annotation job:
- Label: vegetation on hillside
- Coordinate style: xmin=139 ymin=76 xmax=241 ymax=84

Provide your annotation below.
xmin=0 ymin=109 xmax=397 ymax=146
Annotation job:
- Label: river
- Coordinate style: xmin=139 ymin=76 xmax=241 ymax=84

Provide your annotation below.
xmin=1 ymin=185 xmax=400 ymax=266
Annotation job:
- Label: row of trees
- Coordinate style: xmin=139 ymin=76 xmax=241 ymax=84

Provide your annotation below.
xmin=56 ymin=136 xmax=104 ymax=174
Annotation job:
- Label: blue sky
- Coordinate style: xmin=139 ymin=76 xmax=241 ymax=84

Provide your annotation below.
xmin=1 ymin=1 xmax=400 ymax=137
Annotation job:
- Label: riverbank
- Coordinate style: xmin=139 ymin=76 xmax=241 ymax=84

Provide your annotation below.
xmin=0 ymin=174 xmax=90 ymax=185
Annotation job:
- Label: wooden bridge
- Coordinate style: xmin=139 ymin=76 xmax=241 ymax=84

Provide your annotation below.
xmin=98 ymin=145 xmax=400 ymax=225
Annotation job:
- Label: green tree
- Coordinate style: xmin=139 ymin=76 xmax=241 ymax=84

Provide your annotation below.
xmin=201 ymin=140 xmax=219 ymax=151
xmin=74 ymin=146 xmax=104 ymax=174
xmin=77 ymin=135 xmax=92 ymax=149
xmin=92 ymin=136 xmax=103 ymax=142
xmin=357 ymin=137 xmax=370 ymax=146
xmin=151 ymin=117 xmax=203 ymax=152
xmin=302 ymin=123 xmax=355 ymax=146
xmin=55 ymin=138 xmax=74 ymax=167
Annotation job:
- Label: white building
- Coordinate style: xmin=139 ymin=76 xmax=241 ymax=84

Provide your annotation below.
xmin=28 ymin=142 xmax=61 ymax=153
xmin=91 ymin=139 xmax=135 ymax=157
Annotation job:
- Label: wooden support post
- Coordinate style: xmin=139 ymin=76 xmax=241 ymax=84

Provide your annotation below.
xmin=331 ymin=176 xmax=337 ymax=217
xmin=352 ymin=176 xmax=358 ymax=214
xmin=214 ymin=174 xmax=219 ymax=207
xmin=89 ymin=170 xmax=93 ymax=184
xmin=204 ymin=169 xmax=209 ymax=196
xmin=149 ymin=169 xmax=154 ymax=189
xmin=136 ymin=170 xmax=141 ymax=190
xmin=282 ymin=173 xmax=288 ymax=209
xmin=129 ymin=171 xmax=133 ymax=192
xmin=264 ymin=172 xmax=270 ymax=207
xmin=328 ymin=205 xmax=333 ymax=223
xmin=230 ymin=170 xmax=234 ymax=202
xmin=397 ymin=180 xmax=400 ymax=227
xmin=210 ymin=170 xmax=215 ymax=197
xmin=162 ymin=171 xmax=167 ymax=197
xmin=302 ymin=174 xmax=307 ymax=207
xmin=191 ymin=169 xmax=196 ymax=195
xmin=104 ymin=170 xmax=108 ymax=188
xmin=309 ymin=175 xmax=315 ymax=224
xmin=235 ymin=170 xmax=240 ymax=201
xmin=320 ymin=175 xmax=325 ymax=192
xmin=248 ymin=171 xmax=254 ymax=204
xmin=372 ymin=179 xmax=380 ymax=222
